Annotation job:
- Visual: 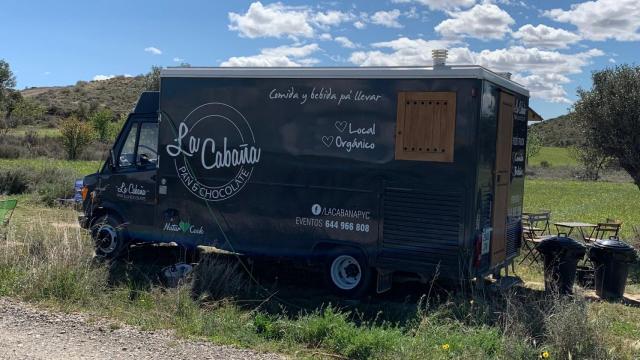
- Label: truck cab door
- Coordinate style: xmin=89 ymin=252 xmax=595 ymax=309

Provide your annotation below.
xmin=100 ymin=116 xmax=159 ymax=241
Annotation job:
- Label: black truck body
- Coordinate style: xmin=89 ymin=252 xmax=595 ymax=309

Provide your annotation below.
xmin=80 ymin=66 xmax=531 ymax=293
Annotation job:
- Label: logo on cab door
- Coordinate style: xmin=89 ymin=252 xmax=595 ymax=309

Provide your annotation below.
xmin=166 ymin=102 xmax=261 ymax=202
xmin=115 ymin=182 xmax=148 ymax=201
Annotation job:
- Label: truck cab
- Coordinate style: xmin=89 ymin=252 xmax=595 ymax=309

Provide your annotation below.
xmin=79 ymin=92 xmax=160 ymax=258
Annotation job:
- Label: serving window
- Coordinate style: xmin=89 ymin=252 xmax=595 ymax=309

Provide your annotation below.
xmin=395 ymin=92 xmax=456 ymax=162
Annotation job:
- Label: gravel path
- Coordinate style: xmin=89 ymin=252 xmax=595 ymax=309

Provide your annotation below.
xmin=0 ymin=298 xmax=285 ymax=360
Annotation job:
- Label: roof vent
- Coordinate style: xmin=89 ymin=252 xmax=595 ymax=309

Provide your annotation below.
xmin=432 ymin=49 xmax=448 ymax=67
xmin=498 ymin=72 xmax=512 ymax=80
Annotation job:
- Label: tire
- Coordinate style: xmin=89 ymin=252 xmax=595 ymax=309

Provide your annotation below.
xmin=323 ymin=247 xmax=372 ymax=298
xmin=90 ymin=214 xmax=128 ymax=260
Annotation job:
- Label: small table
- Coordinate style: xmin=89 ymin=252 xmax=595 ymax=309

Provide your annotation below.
xmin=554 ymin=222 xmax=597 ymax=242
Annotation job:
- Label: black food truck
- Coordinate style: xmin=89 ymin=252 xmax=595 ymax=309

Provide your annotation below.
xmin=79 ymin=62 xmax=536 ymax=296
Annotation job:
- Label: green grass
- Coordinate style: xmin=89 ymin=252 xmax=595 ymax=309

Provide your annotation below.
xmin=0 ymin=158 xmax=102 ymax=177
xmin=524 ymin=179 xmax=640 ymax=239
xmin=529 ymin=147 xmax=577 ymax=167
xmin=1 ymin=168 xmax=639 ymax=359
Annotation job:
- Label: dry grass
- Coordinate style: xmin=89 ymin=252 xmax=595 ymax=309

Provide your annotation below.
xmin=1 ymin=203 xmax=639 ymax=359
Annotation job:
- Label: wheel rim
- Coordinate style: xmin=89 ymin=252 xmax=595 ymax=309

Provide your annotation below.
xmin=330 ymin=255 xmax=362 ymax=290
xmin=95 ymin=224 xmax=118 ymax=254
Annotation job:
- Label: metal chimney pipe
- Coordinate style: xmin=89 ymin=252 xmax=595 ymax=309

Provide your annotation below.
xmin=432 ymin=49 xmax=448 ymax=67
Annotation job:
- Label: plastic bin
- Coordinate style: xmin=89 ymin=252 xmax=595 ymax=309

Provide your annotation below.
xmin=537 ymin=236 xmax=586 ymax=294
xmin=588 ymin=239 xmax=638 ymax=300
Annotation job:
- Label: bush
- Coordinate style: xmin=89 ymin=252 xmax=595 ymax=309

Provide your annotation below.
xmin=60 ymin=116 xmax=94 ymax=160
xmin=0 ymin=134 xmax=65 ymax=159
xmin=0 ymin=166 xmax=77 ymax=203
xmin=540 ymin=160 xmax=551 ymax=168
xmin=0 ymin=168 xmax=30 ymax=194
xmin=89 ymin=108 xmax=115 ymax=142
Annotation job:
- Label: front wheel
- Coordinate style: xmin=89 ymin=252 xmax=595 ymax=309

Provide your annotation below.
xmin=90 ymin=215 xmax=128 ymax=260
xmin=324 ymin=248 xmax=371 ymax=298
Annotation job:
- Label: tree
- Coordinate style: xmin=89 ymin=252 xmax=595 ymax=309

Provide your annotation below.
xmin=10 ymin=98 xmax=45 ymax=125
xmin=109 ymin=113 xmax=127 ymax=139
xmin=573 ymin=65 xmax=640 ymax=190
xmin=526 ymin=126 xmax=542 ymax=164
xmin=89 ymin=108 xmax=115 ymax=142
xmin=144 ymin=65 xmax=161 ymax=91
xmin=0 ymin=59 xmax=17 ymax=103
xmin=568 ymin=142 xmax=612 ymax=181
xmin=0 ymin=59 xmax=23 ymax=126
xmin=60 ymin=116 xmax=94 ymax=160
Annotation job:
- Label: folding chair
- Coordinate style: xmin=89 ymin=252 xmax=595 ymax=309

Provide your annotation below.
xmin=0 ymin=199 xmax=18 ymax=240
xmin=585 ymin=221 xmax=622 ymax=242
xmin=520 ymin=212 xmax=554 ymax=265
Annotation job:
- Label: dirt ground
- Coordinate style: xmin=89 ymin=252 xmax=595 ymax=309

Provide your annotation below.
xmin=0 ymin=298 xmax=284 ymax=360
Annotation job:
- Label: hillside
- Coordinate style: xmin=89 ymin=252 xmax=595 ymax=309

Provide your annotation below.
xmin=21 ymin=75 xmax=149 ymax=118
xmin=530 ymin=114 xmax=582 ymax=147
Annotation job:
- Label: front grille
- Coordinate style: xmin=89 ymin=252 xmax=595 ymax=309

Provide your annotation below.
xmin=381 ymin=188 xmax=463 ymax=267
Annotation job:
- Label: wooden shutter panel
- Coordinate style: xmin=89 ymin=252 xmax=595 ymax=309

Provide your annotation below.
xmin=395 ymin=92 xmax=456 ymax=162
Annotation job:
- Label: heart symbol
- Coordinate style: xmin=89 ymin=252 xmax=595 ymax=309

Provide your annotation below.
xmin=322 ymin=136 xmax=334 ymax=147
xmin=334 ymin=121 xmax=347 ymax=133
xmin=179 ymin=221 xmax=190 ymax=233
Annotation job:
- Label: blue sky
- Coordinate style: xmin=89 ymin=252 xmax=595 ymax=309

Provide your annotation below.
xmin=1 ymin=0 xmax=638 ymax=119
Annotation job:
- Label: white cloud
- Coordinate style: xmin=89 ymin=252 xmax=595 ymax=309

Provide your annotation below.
xmin=228 ymin=2 xmax=314 ymax=39
xmin=512 ymin=73 xmax=571 ymax=103
xmin=544 ymin=0 xmax=640 ymax=41
xmin=349 ymin=37 xmax=469 ymax=66
xmin=435 ymin=3 xmax=514 ymax=40
xmin=371 ymin=9 xmax=403 ymax=28
xmin=512 ymin=24 xmax=581 ymax=49
xmin=473 ymin=46 xmax=603 ymax=103
xmin=173 ymin=57 xmax=184 ymax=62
xmin=353 ymin=20 xmax=366 ymax=29
xmin=228 ymin=2 xmax=356 ymax=39
xmin=349 ymin=36 xmax=603 ymax=103
xmin=312 ymin=10 xmax=354 ymax=28
xmin=124 ymin=74 xmax=133 ymax=78
xmin=319 ymin=33 xmax=333 ymax=40
xmin=334 ymin=36 xmax=357 ymax=48
xmin=261 ymin=43 xmax=320 ymax=58
xmin=144 ymin=47 xmax=162 ymax=55
xmin=472 ymin=46 xmax=603 ymax=75
xmin=609 ymin=58 xmax=616 ymax=63
xmin=392 ymin=0 xmax=475 ymax=11
xmin=221 ymin=43 xmax=320 ymax=67
xmin=93 ymin=74 xmax=115 ymax=81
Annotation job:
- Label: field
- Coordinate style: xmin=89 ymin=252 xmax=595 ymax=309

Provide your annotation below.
xmin=529 ymin=147 xmax=577 ymax=168
xmin=0 ymin=158 xmax=102 ymax=177
xmin=524 ymin=179 xmax=640 ymax=240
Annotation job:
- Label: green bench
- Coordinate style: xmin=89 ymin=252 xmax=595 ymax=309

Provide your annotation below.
xmin=1 ymin=199 xmax=17 ymax=239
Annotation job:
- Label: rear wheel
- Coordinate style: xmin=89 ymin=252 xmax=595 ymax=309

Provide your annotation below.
xmin=324 ymin=247 xmax=371 ymax=298
xmin=91 ymin=214 xmax=128 ymax=260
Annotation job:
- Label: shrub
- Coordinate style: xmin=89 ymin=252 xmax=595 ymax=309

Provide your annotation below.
xmin=89 ymin=108 xmax=115 ymax=142
xmin=60 ymin=116 xmax=94 ymax=160
xmin=0 ymin=167 xmax=30 ymax=194
xmin=191 ymin=254 xmax=253 ymax=300
xmin=540 ymin=160 xmax=551 ymax=168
